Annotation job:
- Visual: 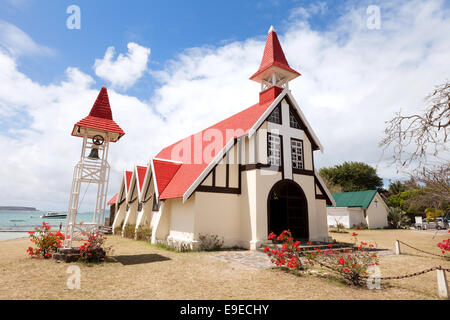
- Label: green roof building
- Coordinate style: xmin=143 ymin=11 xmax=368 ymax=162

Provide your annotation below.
xmin=327 ymin=190 xmax=388 ymax=229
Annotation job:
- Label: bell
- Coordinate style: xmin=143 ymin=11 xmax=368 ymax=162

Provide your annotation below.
xmin=87 ymin=147 xmax=100 ymax=160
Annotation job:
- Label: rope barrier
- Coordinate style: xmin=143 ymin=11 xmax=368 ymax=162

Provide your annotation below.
xmin=314 ymin=259 xmax=450 ymax=281
xmin=397 ymin=240 xmax=447 ymax=258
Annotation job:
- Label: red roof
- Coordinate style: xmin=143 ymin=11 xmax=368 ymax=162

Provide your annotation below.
xmin=107 ymin=193 xmax=118 ymax=205
xmin=72 ymin=87 xmax=125 ymax=142
xmin=154 ymin=86 xmax=282 ymax=199
xmin=136 ymin=166 xmax=148 ymax=191
xmin=153 ymin=159 xmax=182 ymax=197
xmin=250 ymin=27 xmax=300 ymax=81
xmin=125 ymin=171 xmax=133 ymax=192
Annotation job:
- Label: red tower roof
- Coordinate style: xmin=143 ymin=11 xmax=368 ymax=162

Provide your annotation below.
xmin=250 ymin=26 xmax=300 ymax=82
xmin=71 ymin=87 xmax=125 ymax=142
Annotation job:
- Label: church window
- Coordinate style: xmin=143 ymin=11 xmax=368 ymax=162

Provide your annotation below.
xmin=268 ymin=133 xmax=282 ymax=166
xmin=291 ymin=138 xmax=304 ymax=170
xmin=289 ymin=109 xmax=300 ymax=129
xmin=267 ymin=105 xmax=281 ymax=124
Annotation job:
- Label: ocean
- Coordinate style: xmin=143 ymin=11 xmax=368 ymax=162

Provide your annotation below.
xmin=0 ymin=210 xmax=103 ymax=241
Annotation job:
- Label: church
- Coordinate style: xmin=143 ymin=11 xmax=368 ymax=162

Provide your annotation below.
xmin=110 ymin=26 xmax=335 ymax=250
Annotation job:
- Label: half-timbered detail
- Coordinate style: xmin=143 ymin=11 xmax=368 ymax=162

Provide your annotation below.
xmin=111 ymin=26 xmax=335 ymax=249
xmin=111 ymin=170 xmax=132 ymax=233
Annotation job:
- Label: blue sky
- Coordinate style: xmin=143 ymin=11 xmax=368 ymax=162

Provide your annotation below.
xmin=1 ymin=0 xmax=365 ymax=98
xmin=0 ymin=0 xmax=449 ymax=209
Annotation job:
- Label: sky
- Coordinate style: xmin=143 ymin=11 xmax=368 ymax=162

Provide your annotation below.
xmin=0 ymin=0 xmax=449 ymax=211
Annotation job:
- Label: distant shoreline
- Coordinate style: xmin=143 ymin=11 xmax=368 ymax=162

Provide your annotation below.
xmin=0 ymin=206 xmax=37 ymax=211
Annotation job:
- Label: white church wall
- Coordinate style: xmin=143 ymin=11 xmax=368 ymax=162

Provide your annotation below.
xmin=314 ymin=199 xmax=330 ymax=241
xmin=168 ymin=197 xmax=196 ymax=243
xmin=123 ymin=201 xmax=139 ymax=228
xmin=366 ymin=193 xmax=388 ymax=229
xmin=152 ymin=201 xmax=170 ymax=243
xmin=194 ymin=191 xmax=241 ymax=248
xmin=112 ymin=203 xmax=127 ymax=232
xmin=215 ymin=161 xmax=227 ymax=187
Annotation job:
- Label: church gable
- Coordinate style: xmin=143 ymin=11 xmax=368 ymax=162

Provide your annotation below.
xmin=196 ymin=141 xmax=241 ymax=194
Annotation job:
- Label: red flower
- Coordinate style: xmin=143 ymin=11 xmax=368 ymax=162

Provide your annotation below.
xmin=352 ymin=232 xmax=358 ymax=237
xmin=338 ymin=258 xmax=345 ymax=265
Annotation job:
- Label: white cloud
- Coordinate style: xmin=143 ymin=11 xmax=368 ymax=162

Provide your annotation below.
xmin=0 ymin=20 xmax=54 ymax=56
xmin=0 ymin=0 xmax=449 ymax=210
xmin=93 ymin=42 xmax=150 ymax=90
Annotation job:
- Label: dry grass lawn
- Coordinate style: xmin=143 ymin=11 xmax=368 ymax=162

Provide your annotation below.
xmin=0 ymin=229 xmax=448 ymax=300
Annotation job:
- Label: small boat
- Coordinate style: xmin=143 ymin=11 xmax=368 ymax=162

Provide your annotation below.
xmin=40 ymin=212 xmax=67 ymax=219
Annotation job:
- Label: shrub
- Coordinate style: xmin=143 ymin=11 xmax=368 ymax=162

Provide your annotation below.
xmin=352 ymin=222 xmax=368 ymax=230
xmin=123 ymin=224 xmax=136 ymax=239
xmin=437 ymin=231 xmax=450 ymax=257
xmin=264 ymin=230 xmax=379 ymax=286
xmin=163 ymin=239 xmax=194 ymax=252
xmin=78 ymin=232 xmax=110 ymax=263
xmin=310 ymin=232 xmax=379 ymax=286
xmin=387 ymin=207 xmax=410 ymax=229
xmin=198 ymin=233 xmax=224 ymax=251
xmin=263 ymin=230 xmax=313 ymax=271
xmin=136 ymin=226 xmax=152 ymax=241
xmin=27 ymin=222 xmax=65 ymax=259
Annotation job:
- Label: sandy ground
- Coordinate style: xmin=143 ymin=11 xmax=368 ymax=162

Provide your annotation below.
xmin=0 ymin=229 xmax=448 ymax=300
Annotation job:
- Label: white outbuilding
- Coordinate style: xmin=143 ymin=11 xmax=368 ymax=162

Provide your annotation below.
xmin=327 ymin=190 xmax=389 ymax=229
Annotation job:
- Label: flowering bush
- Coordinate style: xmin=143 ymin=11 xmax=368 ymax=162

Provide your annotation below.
xmin=264 ymin=230 xmax=379 ymax=286
xmin=437 ymin=230 xmax=450 ymax=257
xmin=310 ymin=232 xmax=379 ymax=285
xmin=27 ymin=222 xmax=65 ymax=259
xmin=263 ymin=230 xmax=313 ymax=271
xmin=78 ymin=232 xmax=110 ymax=263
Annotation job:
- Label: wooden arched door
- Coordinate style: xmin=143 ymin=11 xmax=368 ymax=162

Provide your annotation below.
xmin=267 ymin=180 xmax=309 ymax=239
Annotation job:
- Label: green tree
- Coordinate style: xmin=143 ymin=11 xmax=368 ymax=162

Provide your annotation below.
xmin=319 ymin=162 xmax=383 ymax=192
xmin=388 ymin=181 xmax=407 ymax=195
xmin=424 ymin=207 xmax=444 ymax=223
xmin=387 ymin=207 xmax=410 ymax=229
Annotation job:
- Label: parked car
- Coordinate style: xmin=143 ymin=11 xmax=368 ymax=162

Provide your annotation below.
xmin=416 ymin=217 xmax=449 ymax=230
xmin=436 ymin=217 xmax=449 ymax=229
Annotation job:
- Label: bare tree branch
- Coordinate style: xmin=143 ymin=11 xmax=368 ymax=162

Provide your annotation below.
xmin=380 ymin=81 xmax=450 ymax=170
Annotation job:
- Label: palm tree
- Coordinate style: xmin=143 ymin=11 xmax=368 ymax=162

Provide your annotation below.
xmin=387 ymin=207 xmax=410 ymax=229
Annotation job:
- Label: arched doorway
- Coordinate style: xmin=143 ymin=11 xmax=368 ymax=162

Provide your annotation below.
xmin=267 ymin=180 xmax=309 ymax=239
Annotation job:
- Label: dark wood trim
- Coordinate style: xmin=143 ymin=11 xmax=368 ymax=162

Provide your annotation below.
xmin=292 ymin=168 xmax=314 ymax=176
xmin=238 ymin=163 xmax=242 ymax=194
xmin=142 ymin=173 xmax=152 ymax=203
xmin=280 ymin=134 xmax=284 ymax=180
xmin=225 ymin=162 xmax=229 ymax=188
xmin=152 ymin=193 xmax=160 ymax=211
xmin=315 ymin=194 xmax=327 ymax=200
xmin=314 ymin=176 xmax=332 ymax=205
xmin=192 ymin=138 xmax=242 ymax=197
xmin=212 ymin=166 xmax=216 ymax=187
xmin=196 ymin=185 xmax=240 ymax=194
xmin=129 ymin=197 xmax=138 ymax=204
xmin=240 ymin=163 xmax=282 ymax=172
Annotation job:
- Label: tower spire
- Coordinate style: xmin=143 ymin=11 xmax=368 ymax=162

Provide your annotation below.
xmin=250 ymin=26 xmax=300 ymax=91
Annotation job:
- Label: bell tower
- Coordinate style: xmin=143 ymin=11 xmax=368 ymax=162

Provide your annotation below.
xmin=250 ymin=26 xmax=301 ymax=91
xmin=65 ymin=87 xmax=125 ymax=247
